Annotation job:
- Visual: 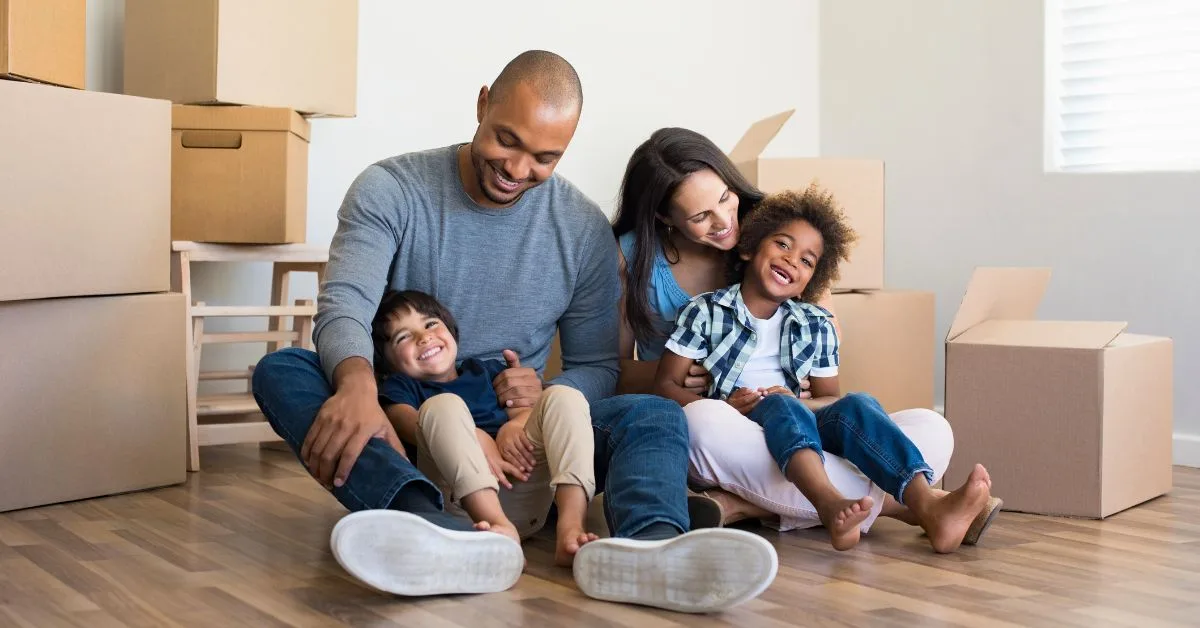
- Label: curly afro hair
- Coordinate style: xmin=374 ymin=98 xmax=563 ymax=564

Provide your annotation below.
xmin=733 ymin=184 xmax=858 ymax=302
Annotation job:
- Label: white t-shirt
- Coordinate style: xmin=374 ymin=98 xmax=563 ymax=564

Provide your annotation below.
xmin=734 ymin=309 xmax=789 ymax=390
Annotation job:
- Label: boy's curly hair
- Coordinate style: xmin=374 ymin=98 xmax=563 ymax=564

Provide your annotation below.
xmin=732 ymin=184 xmax=858 ymax=302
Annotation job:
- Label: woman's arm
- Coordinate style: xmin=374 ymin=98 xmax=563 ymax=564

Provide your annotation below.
xmin=383 ymin=403 xmax=420 ymax=445
xmin=806 ymin=376 xmax=841 ymax=411
xmin=616 ymin=245 xmax=660 ymax=394
xmin=654 ymin=350 xmax=706 ymax=407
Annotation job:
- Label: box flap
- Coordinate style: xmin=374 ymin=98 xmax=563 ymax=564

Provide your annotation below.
xmin=946 ymin=267 xmax=1052 ymax=342
xmin=953 ymin=319 xmax=1128 ymax=349
xmin=171 ymin=105 xmax=311 ymax=141
xmin=728 ymin=109 xmax=794 ymax=163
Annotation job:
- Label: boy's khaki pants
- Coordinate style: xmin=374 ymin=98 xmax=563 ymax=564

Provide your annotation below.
xmin=415 ymin=385 xmax=595 ymax=539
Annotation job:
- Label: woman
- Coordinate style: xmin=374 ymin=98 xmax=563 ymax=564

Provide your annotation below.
xmin=611 ymin=127 xmax=999 ymax=541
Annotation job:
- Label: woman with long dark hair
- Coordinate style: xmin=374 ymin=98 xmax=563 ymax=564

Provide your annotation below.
xmin=611 ymin=127 xmax=997 ymax=541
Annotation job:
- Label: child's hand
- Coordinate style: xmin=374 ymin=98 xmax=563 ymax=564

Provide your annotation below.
xmin=762 ymin=386 xmax=796 ymax=398
xmin=476 ymin=430 xmax=527 ymax=489
xmin=727 ymin=387 xmax=765 ymax=416
xmin=496 ymin=421 xmax=536 ymax=473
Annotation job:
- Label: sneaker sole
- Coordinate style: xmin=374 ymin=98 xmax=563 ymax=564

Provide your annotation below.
xmin=330 ymin=510 xmax=524 ymax=596
xmin=572 ymin=528 xmax=778 ymax=613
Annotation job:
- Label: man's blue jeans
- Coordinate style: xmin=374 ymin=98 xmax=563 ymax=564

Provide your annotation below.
xmin=747 ymin=392 xmax=934 ymax=503
xmin=251 ymin=348 xmax=690 ymax=537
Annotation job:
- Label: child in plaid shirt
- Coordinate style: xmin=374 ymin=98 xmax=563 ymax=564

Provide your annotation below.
xmin=655 ymin=187 xmax=996 ymax=553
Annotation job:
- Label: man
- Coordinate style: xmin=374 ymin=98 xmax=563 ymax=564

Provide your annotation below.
xmin=252 ymin=50 xmax=778 ymax=614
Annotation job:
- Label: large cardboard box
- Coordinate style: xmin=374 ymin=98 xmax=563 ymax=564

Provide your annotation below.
xmin=831 ymin=290 xmax=935 ymax=413
xmin=943 ymin=267 xmax=1173 ymax=518
xmin=124 ymin=0 xmax=358 ymax=117
xmin=0 ymin=81 xmax=170 ymax=303
xmin=0 ymin=0 xmax=85 ymax=88
xmin=0 ymin=293 xmax=187 ymax=513
xmin=172 ymin=105 xmax=310 ymax=244
xmin=730 ymin=110 xmax=885 ymax=291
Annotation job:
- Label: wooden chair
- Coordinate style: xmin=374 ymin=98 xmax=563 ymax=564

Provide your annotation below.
xmin=171 ymin=241 xmax=328 ymax=471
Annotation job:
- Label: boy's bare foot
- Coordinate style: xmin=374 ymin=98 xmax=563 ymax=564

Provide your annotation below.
xmin=474 ymin=519 xmax=521 ymax=545
xmin=919 ymin=464 xmax=991 ymax=553
xmin=818 ymin=496 xmax=873 ymax=551
xmin=554 ymin=524 xmax=599 ymax=567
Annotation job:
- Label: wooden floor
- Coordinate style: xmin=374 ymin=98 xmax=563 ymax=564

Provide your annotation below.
xmin=2 ymin=447 xmax=1199 ymax=628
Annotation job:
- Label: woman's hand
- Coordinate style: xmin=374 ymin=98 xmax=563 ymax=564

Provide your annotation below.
xmin=476 ymin=429 xmax=528 ymax=489
xmin=727 ymin=387 xmax=765 ymax=416
xmin=684 ymin=361 xmax=713 ymax=396
xmin=796 ymin=377 xmax=812 ymax=399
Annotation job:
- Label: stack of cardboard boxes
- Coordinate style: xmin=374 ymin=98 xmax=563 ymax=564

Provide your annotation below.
xmin=1 ymin=1 xmax=185 ymax=512
xmin=731 ymin=110 xmax=936 ymax=415
xmin=123 ymin=0 xmax=358 ymax=244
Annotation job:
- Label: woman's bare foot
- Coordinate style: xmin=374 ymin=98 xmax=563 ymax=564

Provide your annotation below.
xmin=474 ymin=519 xmax=521 ymax=545
xmin=554 ymin=524 xmax=598 ymax=567
xmin=818 ymin=496 xmax=873 ymax=551
xmin=917 ymin=465 xmax=991 ymax=553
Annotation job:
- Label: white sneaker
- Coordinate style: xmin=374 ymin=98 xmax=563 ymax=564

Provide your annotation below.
xmin=330 ymin=510 xmax=524 ymax=596
xmin=572 ymin=528 xmax=778 ymax=613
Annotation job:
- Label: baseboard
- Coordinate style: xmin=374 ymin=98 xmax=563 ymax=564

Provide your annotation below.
xmin=1174 ymin=433 xmax=1200 ymax=468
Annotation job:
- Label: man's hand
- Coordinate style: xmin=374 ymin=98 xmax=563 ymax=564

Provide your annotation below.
xmin=301 ymin=384 xmax=402 ymax=490
xmin=496 ymin=419 xmax=536 ymax=473
xmin=493 ymin=350 xmax=543 ymax=409
xmin=683 ymin=361 xmax=712 ymax=396
xmin=476 ymin=429 xmax=527 ymax=489
xmin=727 ymin=387 xmax=765 ymax=416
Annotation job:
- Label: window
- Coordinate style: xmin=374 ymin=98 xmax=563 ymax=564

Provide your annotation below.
xmin=1045 ymin=0 xmax=1200 ymax=172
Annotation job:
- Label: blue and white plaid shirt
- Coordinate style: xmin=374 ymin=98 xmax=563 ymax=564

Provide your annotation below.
xmin=664 ymin=283 xmax=839 ymax=400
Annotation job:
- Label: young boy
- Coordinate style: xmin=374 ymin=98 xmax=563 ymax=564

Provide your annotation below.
xmin=371 ymin=290 xmax=598 ymax=566
xmin=655 ymin=186 xmax=995 ymax=553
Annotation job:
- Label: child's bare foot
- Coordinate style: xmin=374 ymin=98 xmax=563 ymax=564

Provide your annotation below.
xmin=474 ymin=519 xmax=521 ymax=545
xmin=555 ymin=524 xmax=599 ymax=567
xmin=818 ymin=497 xmax=873 ymax=551
xmin=919 ymin=464 xmax=991 ymax=553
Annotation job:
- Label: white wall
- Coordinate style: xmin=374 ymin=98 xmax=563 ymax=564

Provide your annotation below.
xmin=86 ymin=0 xmax=820 ymax=385
xmin=820 ymin=0 xmax=1200 ymax=465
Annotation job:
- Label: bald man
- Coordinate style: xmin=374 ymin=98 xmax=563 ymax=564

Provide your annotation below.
xmin=252 ymin=50 xmax=778 ymax=613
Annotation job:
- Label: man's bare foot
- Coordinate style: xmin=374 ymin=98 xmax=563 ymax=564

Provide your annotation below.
xmin=918 ymin=464 xmax=991 ymax=553
xmin=474 ymin=519 xmax=521 ymax=545
xmin=554 ymin=524 xmax=599 ymax=567
xmin=818 ymin=497 xmax=873 ymax=551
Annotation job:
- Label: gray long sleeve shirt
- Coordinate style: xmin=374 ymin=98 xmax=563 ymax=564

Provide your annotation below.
xmin=313 ymin=144 xmax=619 ymax=402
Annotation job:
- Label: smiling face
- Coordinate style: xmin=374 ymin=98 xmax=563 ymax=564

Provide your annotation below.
xmin=741 ymin=218 xmax=825 ymax=304
xmin=662 ymin=168 xmax=741 ymax=251
xmin=381 ymin=307 xmax=459 ymax=383
xmin=464 ymin=81 xmax=579 ymax=207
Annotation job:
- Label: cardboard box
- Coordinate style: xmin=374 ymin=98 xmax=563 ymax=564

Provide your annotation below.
xmin=124 ymin=0 xmax=358 ymax=117
xmin=730 ymin=110 xmax=884 ymax=290
xmin=0 ymin=0 xmax=85 ymax=88
xmin=0 ymin=293 xmax=187 ymax=513
xmin=171 ymin=105 xmax=310 ymax=244
xmin=943 ymin=267 xmax=1173 ymax=518
xmin=831 ymin=290 xmax=935 ymax=413
xmin=0 ymin=81 xmax=170 ymax=303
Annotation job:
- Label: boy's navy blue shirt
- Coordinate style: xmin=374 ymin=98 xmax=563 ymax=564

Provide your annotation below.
xmin=378 ymin=358 xmax=510 ymax=436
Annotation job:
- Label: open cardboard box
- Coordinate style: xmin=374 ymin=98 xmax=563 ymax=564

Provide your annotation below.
xmin=832 ymin=290 xmax=935 ymax=413
xmin=729 ymin=110 xmax=884 ymax=291
xmin=943 ymin=267 xmax=1173 ymax=518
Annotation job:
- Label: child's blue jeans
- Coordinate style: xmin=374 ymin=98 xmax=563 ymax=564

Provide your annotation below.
xmin=746 ymin=392 xmax=934 ymax=504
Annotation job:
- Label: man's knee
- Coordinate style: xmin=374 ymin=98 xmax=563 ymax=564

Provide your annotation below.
xmin=252 ymin=347 xmax=321 ymax=396
xmin=614 ymin=395 xmax=688 ymax=438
